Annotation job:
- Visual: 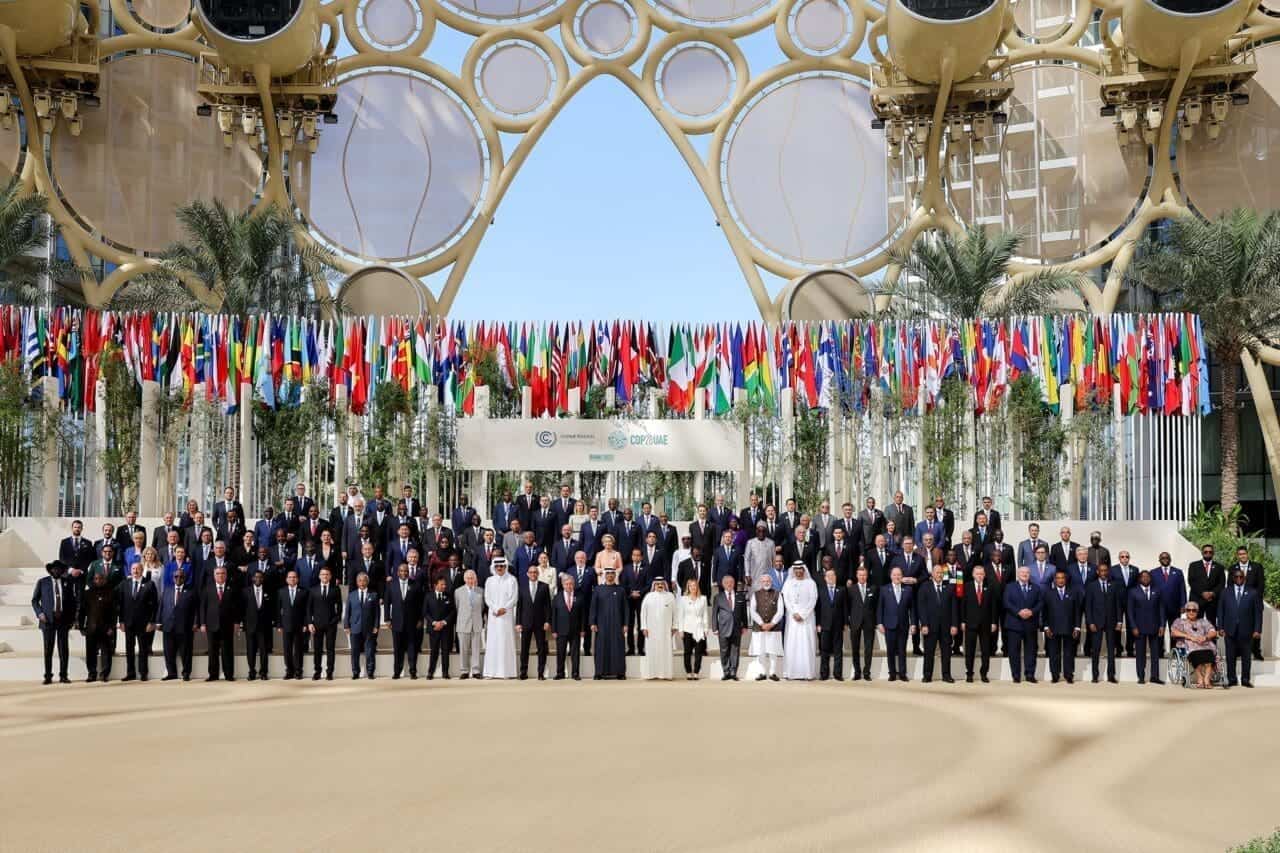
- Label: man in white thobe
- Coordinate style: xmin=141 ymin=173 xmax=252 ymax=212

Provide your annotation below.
xmin=639 ymin=579 xmax=677 ymax=680
xmin=781 ymin=562 xmax=818 ymax=680
xmin=749 ymin=570 xmax=785 ymax=681
xmin=482 ymin=557 xmax=518 ymax=679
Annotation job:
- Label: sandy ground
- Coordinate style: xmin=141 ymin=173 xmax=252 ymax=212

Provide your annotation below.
xmin=1 ymin=678 xmax=1277 ymax=853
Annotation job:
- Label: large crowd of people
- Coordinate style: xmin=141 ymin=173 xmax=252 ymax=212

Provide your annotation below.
xmin=33 ymin=484 xmax=1267 ymax=689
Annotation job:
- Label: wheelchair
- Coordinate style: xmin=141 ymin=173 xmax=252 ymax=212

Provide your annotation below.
xmin=1166 ymin=645 xmax=1226 ymax=688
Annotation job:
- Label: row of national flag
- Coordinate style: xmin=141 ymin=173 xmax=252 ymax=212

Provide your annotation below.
xmin=0 ymin=307 xmax=1211 ymax=418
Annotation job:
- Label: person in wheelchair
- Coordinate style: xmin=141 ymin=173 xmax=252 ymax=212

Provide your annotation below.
xmin=1170 ymin=602 xmax=1220 ymax=689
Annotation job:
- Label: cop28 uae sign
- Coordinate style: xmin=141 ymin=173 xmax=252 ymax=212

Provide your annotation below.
xmin=456 ymin=419 xmax=746 ymax=471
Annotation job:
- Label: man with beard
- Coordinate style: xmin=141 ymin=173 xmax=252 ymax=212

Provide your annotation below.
xmin=590 ymin=567 xmax=629 ymax=679
xmin=79 ymin=570 xmax=118 ymax=682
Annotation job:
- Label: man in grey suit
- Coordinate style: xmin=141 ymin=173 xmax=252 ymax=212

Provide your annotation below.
xmin=343 ymin=572 xmax=380 ymax=679
xmin=810 ymin=500 xmax=836 ymax=551
xmin=884 ymin=492 xmax=915 ymax=543
xmin=501 ymin=519 xmax=525 ymax=563
xmin=1016 ymin=522 xmax=1046 ymax=571
xmin=859 ymin=498 xmax=885 ymax=554
xmin=454 ymin=569 xmax=485 ymax=678
xmin=713 ymin=575 xmax=749 ymax=680
xmin=342 ymin=500 xmax=366 ymax=560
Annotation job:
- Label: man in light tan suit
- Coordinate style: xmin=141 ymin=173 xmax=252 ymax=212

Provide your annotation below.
xmin=454 ymin=569 xmax=485 ymax=679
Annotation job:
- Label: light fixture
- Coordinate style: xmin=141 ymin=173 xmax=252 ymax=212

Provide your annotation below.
xmin=1210 ymin=96 xmax=1229 ymax=122
xmin=59 ymin=94 xmax=77 ymax=119
xmin=1184 ymin=99 xmax=1203 ymax=125
xmin=240 ymin=108 xmax=257 ymax=135
xmin=216 ymin=105 xmax=234 ymax=134
xmin=196 ymin=103 xmax=212 ymax=117
xmin=1206 ymin=120 xmax=1222 ymax=140
xmin=1144 ymin=104 xmax=1162 ymax=131
xmin=68 ymin=115 xmax=82 ymax=137
xmin=1119 ymin=104 xmax=1138 ymax=131
xmin=307 ymin=135 xmax=319 ymax=153
xmin=947 ymin=116 xmax=965 ymax=143
xmin=221 ymin=130 xmax=234 ymax=149
xmin=301 ymin=112 xmax=317 ymax=139
xmin=913 ymin=122 xmax=929 ymax=146
xmin=972 ymin=113 xmax=993 ymax=139
xmin=33 ymin=90 xmax=52 ymax=119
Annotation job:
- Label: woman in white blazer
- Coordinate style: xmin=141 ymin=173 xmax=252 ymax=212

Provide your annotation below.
xmin=675 ymin=579 xmax=710 ymax=680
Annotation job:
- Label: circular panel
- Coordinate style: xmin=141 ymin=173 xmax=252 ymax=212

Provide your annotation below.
xmin=792 ymin=0 xmax=852 ymax=54
xmin=1179 ymin=45 xmax=1280 ymax=219
xmin=658 ymin=44 xmax=733 ymax=118
xmin=578 ymin=0 xmax=636 ymax=56
xmin=360 ymin=0 xmax=421 ymax=49
xmin=297 ymin=71 xmax=488 ymax=264
xmin=723 ymin=74 xmax=894 ymax=267
xmin=130 ymin=0 xmax=191 ymax=30
xmin=479 ymin=41 xmax=553 ymax=117
xmin=441 ymin=0 xmax=563 ymax=21
xmin=50 ymin=54 xmax=261 ymax=254
xmin=650 ymin=0 xmax=775 ymax=24
xmin=783 ymin=270 xmax=874 ymax=320
xmin=1011 ymin=0 xmax=1073 ymax=39
xmin=340 ymin=266 xmax=433 ymax=315
xmin=959 ymin=65 xmax=1147 ymax=262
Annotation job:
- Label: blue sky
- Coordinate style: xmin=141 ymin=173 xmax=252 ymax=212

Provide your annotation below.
xmin=394 ymin=23 xmax=806 ymax=322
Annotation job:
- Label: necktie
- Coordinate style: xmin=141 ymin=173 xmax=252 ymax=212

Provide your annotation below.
xmin=322 ymin=585 xmax=328 ymax=597
xmin=976 ymin=586 xmax=982 ymax=604
xmin=361 ymin=591 xmax=366 ymax=606
xmin=879 ymin=550 xmax=885 ymax=565
xmin=53 ymin=580 xmax=62 ymax=615
xmin=1237 ymin=587 xmax=1242 ymax=601
xmin=1059 ymin=589 xmax=1064 ymax=600
xmin=828 ymin=586 xmax=835 ymax=602
xmin=290 ymin=589 xmax=295 ymax=605
xmin=256 ymin=588 xmax=262 ymax=607
xmin=401 ymin=582 xmax=407 ymax=598
xmin=133 ymin=580 xmax=140 ymax=598
xmin=894 ymin=586 xmax=900 ymax=603
xmin=936 ymin=583 xmax=942 ymax=595
xmin=1145 ymin=588 xmax=1151 ymax=600
xmin=859 ymin=584 xmax=865 ymax=599
xmin=1022 ymin=584 xmax=1028 ymax=594
xmin=836 ymin=543 xmax=842 ymax=556
xmin=217 ymin=586 xmax=224 ymax=601
xmin=176 ymin=589 xmax=180 ymax=607
xmin=438 ymin=592 xmax=443 ymax=601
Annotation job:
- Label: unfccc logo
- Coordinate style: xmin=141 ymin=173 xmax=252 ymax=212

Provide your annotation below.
xmin=535 ymin=430 xmax=557 ymax=448
xmin=607 ymin=430 xmax=627 ymax=450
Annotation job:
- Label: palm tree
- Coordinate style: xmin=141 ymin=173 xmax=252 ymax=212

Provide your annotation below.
xmin=110 ymin=200 xmax=334 ymax=315
xmin=0 ymin=177 xmax=89 ymax=306
xmin=889 ymin=226 xmax=1085 ymax=319
xmin=1128 ymin=208 xmax=1280 ymax=517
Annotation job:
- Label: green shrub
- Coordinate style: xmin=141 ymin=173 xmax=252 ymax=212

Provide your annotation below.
xmin=1230 ymin=828 xmax=1280 ymax=853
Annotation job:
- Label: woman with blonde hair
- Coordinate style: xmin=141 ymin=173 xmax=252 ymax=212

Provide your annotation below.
xmin=593 ymin=533 xmax=622 ymax=580
xmin=676 ymin=578 xmax=709 ymax=679
xmin=139 ymin=546 xmax=165 ymax=586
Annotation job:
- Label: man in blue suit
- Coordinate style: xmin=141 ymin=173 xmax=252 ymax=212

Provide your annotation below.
xmin=450 ymin=493 xmax=477 ymax=536
xmin=1027 ymin=545 xmax=1055 ymax=591
xmin=576 ymin=506 xmax=606 ymax=565
xmin=158 ymin=568 xmax=197 ymax=680
xmin=1149 ymin=552 xmax=1187 ymax=652
xmin=513 ymin=531 xmax=543 ymax=576
xmin=562 ymin=551 xmax=598 ymax=655
xmin=1003 ymin=565 xmax=1044 ymax=683
xmin=710 ymin=530 xmax=742 ymax=586
xmin=491 ymin=490 xmax=517 ymax=534
xmin=876 ymin=566 xmax=914 ymax=682
xmin=1126 ymin=570 xmax=1165 ymax=684
xmin=1219 ymin=567 xmax=1264 ymax=688
xmin=343 ymin=572 xmax=381 ymax=679
xmin=550 ymin=525 xmax=579 ymax=573
xmin=1084 ymin=563 xmax=1124 ymax=683
xmin=550 ymin=485 xmax=576 ymax=531
xmin=1042 ymin=570 xmax=1081 ymax=683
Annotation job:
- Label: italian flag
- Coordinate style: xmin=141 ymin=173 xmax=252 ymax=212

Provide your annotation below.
xmin=666 ymin=324 xmax=693 ymax=412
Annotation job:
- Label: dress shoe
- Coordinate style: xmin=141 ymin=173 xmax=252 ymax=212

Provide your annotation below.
xmin=43 ymin=675 xmax=53 ymax=685
xmin=899 ymin=676 xmax=910 ymax=683
xmin=966 ymin=675 xmax=974 ymax=683
xmin=206 ymin=676 xmax=218 ymax=682
xmin=887 ymin=674 xmax=897 ymax=682
xmin=1136 ymin=677 xmax=1145 ymax=684
xmin=1026 ymin=677 xmax=1037 ymax=684
xmin=1151 ymin=678 xmax=1164 ymax=685
xmin=100 ymin=676 xmax=110 ymax=683
xmin=942 ymin=676 xmax=955 ymax=683
xmin=141 ymin=674 xmax=150 ymax=682
xmin=442 ymin=673 xmax=450 ymax=679
xmin=312 ymin=673 xmax=321 ymax=680
xmin=554 ymin=674 xmax=565 ymax=680
xmin=1252 ymin=653 xmax=1264 ymax=662
xmin=721 ymin=674 xmax=730 ymax=681
xmin=247 ymin=673 xmax=257 ymax=681
xmin=1091 ymin=676 xmax=1100 ymax=684
xmin=819 ymin=675 xmax=829 ymax=682
xmin=86 ymin=675 xmax=97 ymax=683
xmin=981 ymin=675 xmax=990 ymax=683
xmin=258 ymin=674 xmax=266 ymax=681
xmin=162 ymin=674 xmax=177 ymax=681
xmin=122 ymin=674 xmax=136 ymax=682
xmin=427 ymin=674 xmax=435 ymax=680
xmin=756 ymin=674 xmax=767 ymax=681
xmin=392 ymin=673 xmax=402 ymax=680
xmin=1011 ymin=677 xmax=1021 ymax=684
xmin=537 ymin=674 xmax=546 ymax=681
xmin=459 ymin=673 xmax=468 ymax=680
xmin=1051 ymin=676 xmax=1060 ymax=684
xmin=352 ymin=673 xmax=360 ymax=680
xmin=1065 ymin=676 xmax=1073 ymax=684
xmin=769 ymin=674 xmax=779 ymax=681
xmin=863 ymin=672 xmax=872 ymax=681
xmin=572 ymin=674 xmax=581 ymax=681
xmin=594 ymin=675 xmax=603 ymax=680
xmin=325 ymin=674 xmax=333 ymax=681
xmin=1243 ymin=681 xmax=1254 ymax=688
xmin=181 ymin=675 xmax=190 ymax=682
xmin=225 ymin=676 xmax=235 ymax=682
xmin=368 ymin=674 xmax=376 ymax=680
xmin=922 ymin=676 xmax=932 ymax=683
xmin=518 ymin=674 xmax=528 ymax=680
xmin=833 ymin=675 xmax=844 ymax=682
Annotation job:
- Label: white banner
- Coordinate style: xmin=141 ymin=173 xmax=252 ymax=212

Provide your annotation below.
xmin=456 ymin=419 xmax=745 ymax=471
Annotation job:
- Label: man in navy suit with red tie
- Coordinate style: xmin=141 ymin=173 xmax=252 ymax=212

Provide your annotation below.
xmin=1003 ymin=565 xmax=1043 ymax=683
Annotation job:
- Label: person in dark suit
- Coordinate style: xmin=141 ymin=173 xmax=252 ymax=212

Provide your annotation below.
xmin=290 ymin=482 xmax=316 ymax=521
xmin=491 ymin=491 xmax=517 ymax=535
xmin=976 ymin=496 xmax=1002 ymax=533
xmin=1084 ymin=562 xmax=1124 ymax=683
xmin=960 ymin=564 xmax=997 ymax=682
xmin=676 ymin=548 xmax=712 ymax=613
xmin=1149 ymin=552 xmax=1187 ymax=651
xmin=550 ymin=525 xmax=580 ymax=573
xmin=239 ymin=571 xmax=274 ymax=680
xmin=710 ymin=531 xmax=741 ymax=587
xmin=78 ymin=570 xmax=118 ymax=682
xmin=859 ymin=498 xmax=886 ymax=554
xmin=815 ymin=568 xmax=847 ymax=681
xmin=59 ymin=520 xmax=97 ymax=573
xmin=513 ymin=530 xmax=543 ymax=577
xmin=213 ymin=486 xmax=243 ymax=529
xmin=552 ymin=572 xmax=587 ymax=679
xmin=979 ymin=548 xmax=1009 ymax=655
xmin=116 ymin=562 xmax=158 ymax=681
xmin=197 ymin=565 xmax=237 ymax=680
xmin=688 ymin=505 xmax=718 ymax=558
xmin=576 ymin=507 xmax=606 ymax=565
xmin=1229 ymin=546 xmax=1267 ymax=661
xmin=308 ymin=567 xmax=342 ymax=680
xmin=1127 ymin=571 xmax=1165 ymax=684
xmin=1003 ymin=566 xmax=1043 ymax=683
xmin=931 ymin=496 xmax=955 ymax=552
xmin=713 ymin=575 xmax=749 ymax=680
xmin=297 ymin=506 xmax=328 ymax=548
xmin=1048 ymin=527 xmax=1080 ymax=573
xmin=158 ymin=569 xmax=197 ymax=680
xmin=969 ymin=511 xmax=995 ymax=555
xmin=276 ymin=569 xmax=309 ymax=679
xmin=517 ymin=565 xmax=551 ymax=679
xmin=982 ymin=529 xmax=1015 ymax=573
xmin=876 ymin=567 xmax=913 ymax=681
xmin=1219 ymin=568 xmax=1264 ymax=688
xmin=423 ymin=576 xmax=455 ymax=679
xmin=1042 ymin=570 xmax=1082 ymax=683
xmin=825 ymin=525 xmax=856 ymax=585
xmin=1188 ymin=544 xmax=1227 ymax=626
xmin=344 ymin=572 xmax=380 ymax=679
xmin=916 ymin=564 xmax=957 ymax=683
xmin=611 ymin=509 xmax=641 ymax=561
xmin=621 ymin=550 xmax=652 ymax=655
xmin=846 ymin=565 xmax=877 ymax=680
xmin=383 ymin=563 xmax=423 ymax=679
xmin=865 ymin=535 xmax=893 ymax=588
xmin=515 ymin=483 xmax=540 ymax=532
xmin=547 ymin=485 xmax=574 ymax=531
xmin=115 ymin=512 xmax=145 ymax=554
